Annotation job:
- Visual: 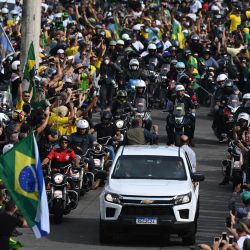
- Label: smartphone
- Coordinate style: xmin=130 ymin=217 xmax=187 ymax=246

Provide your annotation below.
xmin=222 ymin=232 xmax=227 ymax=241
xmin=214 ymin=237 xmax=220 ymax=242
xmin=226 ymin=217 xmax=231 ymax=228
xmin=229 ymin=235 xmax=234 ymax=244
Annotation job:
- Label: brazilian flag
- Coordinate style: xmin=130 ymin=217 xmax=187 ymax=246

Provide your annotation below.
xmin=0 ymin=133 xmax=50 ymax=238
xmin=23 ymin=42 xmax=37 ymax=105
xmin=23 ymin=42 xmax=36 ymax=82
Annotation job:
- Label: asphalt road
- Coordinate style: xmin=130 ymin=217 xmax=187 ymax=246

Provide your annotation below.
xmin=19 ymin=107 xmax=234 ymax=250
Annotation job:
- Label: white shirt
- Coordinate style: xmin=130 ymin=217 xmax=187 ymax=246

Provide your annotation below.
xmin=163 ymin=41 xmax=172 ymax=51
xmin=190 ymin=0 xmax=202 ymax=14
xmin=237 ymin=235 xmax=250 ymax=250
xmin=181 ymin=144 xmax=196 ymax=172
xmin=132 ymin=41 xmax=144 ymax=52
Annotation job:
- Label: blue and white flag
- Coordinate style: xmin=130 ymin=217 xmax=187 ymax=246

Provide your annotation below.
xmin=0 ymin=24 xmax=14 ymax=62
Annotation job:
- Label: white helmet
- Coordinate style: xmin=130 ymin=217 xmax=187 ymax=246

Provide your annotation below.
xmin=237 ymin=112 xmax=250 ymax=124
xmin=76 ymin=119 xmax=89 ymax=129
xmin=116 ymin=40 xmax=124 ymax=46
xmin=147 ymin=43 xmax=157 ymax=51
xmin=216 ymin=74 xmax=228 ymax=82
xmin=11 ymin=60 xmax=20 ymax=71
xmin=243 ymin=93 xmax=250 ymax=100
xmin=1 ymin=8 xmax=9 ymax=14
xmin=10 ymin=9 xmax=18 ymax=15
xmin=176 ymin=85 xmax=185 ymax=92
xmin=176 ymin=62 xmax=186 ymax=73
xmin=121 ymin=33 xmax=131 ymax=41
xmin=135 ymin=80 xmax=146 ymax=88
xmin=2 ymin=144 xmax=13 ymax=154
xmin=0 ymin=113 xmax=9 ymax=127
xmin=57 ymin=49 xmax=65 ymax=54
xmin=132 ymin=24 xmax=141 ymax=31
xmin=129 ymin=59 xmax=139 ymax=70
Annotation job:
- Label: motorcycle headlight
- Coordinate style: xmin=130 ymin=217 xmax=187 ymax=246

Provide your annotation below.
xmin=53 ymin=174 xmax=64 ymax=184
xmin=116 ymin=120 xmax=124 ymax=129
xmin=174 ymin=192 xmax=191 ymax=205
xmin=105 ymin=193 xmax=121 ymax=204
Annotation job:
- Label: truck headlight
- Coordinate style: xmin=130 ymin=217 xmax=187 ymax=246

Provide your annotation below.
xmin=174 ymin=192 xmax=191 ymax=205
xmin=105 ymin=193 xmax=121 ymax=204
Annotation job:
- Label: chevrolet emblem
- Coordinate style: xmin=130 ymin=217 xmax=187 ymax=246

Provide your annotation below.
xmin=140 ymin=200 xmax=154 ymax=204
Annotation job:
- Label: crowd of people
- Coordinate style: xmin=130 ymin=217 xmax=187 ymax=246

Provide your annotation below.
xmin=0 ymin=0 xmax=249 ymax=249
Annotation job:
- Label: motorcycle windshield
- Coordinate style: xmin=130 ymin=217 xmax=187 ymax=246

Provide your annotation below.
xmin=134 ymin=98 xmax=147 ymax=112
xmin=227 ymin=95 xmax=240 ymax=109
xmin=173 ymin=103 xmax=185 ymax=117
xmin=0 ymin=91 xmax=13 ymax=109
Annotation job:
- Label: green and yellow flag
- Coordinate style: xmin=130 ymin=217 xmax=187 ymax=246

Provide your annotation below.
xmin=23 ymin=42 xmax=36 ymax=82
xmin=0 ymin=133 xmax=50 ymax=238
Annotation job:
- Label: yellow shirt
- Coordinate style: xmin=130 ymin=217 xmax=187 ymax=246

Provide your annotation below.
xmin=49 ymin=113 xmax=70 ymax=135
xmin=65 ymin=46 xmax=79 ymax=56
xmin=16 ymin=100 xmax=30 ymax=110
xmin=229 ymin=14 xmax=241 ymax=33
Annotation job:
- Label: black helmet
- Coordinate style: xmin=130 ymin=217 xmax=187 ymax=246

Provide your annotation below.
xmin=101 ymin=111 xmax=112 ymax=124
xmin=224 ymin=79 xmax=234 ymax=87
xmin=203 ymin=48 xmax=210 ymax=55
xmin=59 ymin=135 xmax=70 ymax=144
xmin=117 ymin=90 xmax=127 ymax=98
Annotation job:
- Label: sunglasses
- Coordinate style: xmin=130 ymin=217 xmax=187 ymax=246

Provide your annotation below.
xmin=24 ymin=95 xmax=30 ymax=98
xmin=61 ymin=141 xmax=69 ymax=144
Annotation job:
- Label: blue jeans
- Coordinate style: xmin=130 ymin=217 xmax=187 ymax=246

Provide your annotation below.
xmin=105 ymin=145 xmax=115 ymax=161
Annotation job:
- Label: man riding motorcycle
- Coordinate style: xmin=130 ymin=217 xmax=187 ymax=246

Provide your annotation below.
xmin=111 ymin=90 xmax=132 ymax=117
xmin=166 ymin=84 xmax=196 ymax=146
xmin=212 ymin=79 xmax=240 ymax=142
xmin=70 ymin=119 xmax=96 ymax=171
xmin=42 ymin=135 xmax=80 ymax=189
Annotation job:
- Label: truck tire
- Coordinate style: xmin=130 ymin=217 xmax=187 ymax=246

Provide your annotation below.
xmin=182 ymin=222 xmax=196 ymax=245
xmin=99 ymin=220 xmax=113 ymax=244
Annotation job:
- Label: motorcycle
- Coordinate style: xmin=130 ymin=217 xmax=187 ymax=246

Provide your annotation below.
xmin=223 ymin=94 xmax=240 ymax=138
xmin=76 ymin=152 xmax=95 ymax=196
xmin=154 ymin=65 xmax=169 ymax=109
xmin=133 ymin=97 xmax=152 ymax=130
xmin=126 ymin=79 xmax=139 ymax=96
xmin=165 ymin=103 xmax=193 ymax=146
xmin=89 ymin=136 xmax=113 ymax=188
xmin=221 ymin=140 xmax=242 ymax=189
xmin=46 ymin=164 xmax=79 ymax=224
xmin=113 ymin=109 xmax=131 ymax=136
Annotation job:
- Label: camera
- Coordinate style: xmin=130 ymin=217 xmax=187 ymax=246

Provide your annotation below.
xmin=222 ymin=232 xmax=227 ymax=241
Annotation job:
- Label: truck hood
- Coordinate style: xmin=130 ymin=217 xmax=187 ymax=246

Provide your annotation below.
xmin=107 ymin=179 xmax=191 ymax=197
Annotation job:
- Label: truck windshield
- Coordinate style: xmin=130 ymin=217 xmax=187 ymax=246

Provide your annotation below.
xmin=112 ymin=155 xmax=187 ymax=180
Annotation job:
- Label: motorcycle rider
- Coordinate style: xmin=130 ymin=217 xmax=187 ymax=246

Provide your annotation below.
xmin=166 ymin=84 xmax=196 ymax=146
xmin=42 ymin=135 xmax=79 ymax=170
xmin=212 ymin=79 xmax=240 ymax=142
xmin=123 ymin=59 xmax=147 ymax=86
xmin=93 ymin=111 xmax=119 ymax=161
xmin=234 ymin=93 xmax=250 ymax=120
xmin=99 ymin=56 xmax=122 ymax=111
xmin=233 ymin=113 xmax=250 ymax=153
xmin=111 ymin=90 xmax=132 ymax=117
xmin=132 ymin=80 xmax=152 ymax=130
xmin=141 ymin=43 xmax=165 ymax=69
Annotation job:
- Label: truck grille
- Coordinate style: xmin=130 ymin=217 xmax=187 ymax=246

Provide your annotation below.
xmin=120 ymin=205 xmax=174 ymax=217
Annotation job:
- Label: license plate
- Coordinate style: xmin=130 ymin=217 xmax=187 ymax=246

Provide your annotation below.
xmin=136 ymin=217 xmax=157 ymax=225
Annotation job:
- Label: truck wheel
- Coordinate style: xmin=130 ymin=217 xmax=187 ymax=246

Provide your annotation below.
xmin=182 ymin=222 xmax=196 ymax=245
xmin=99 ymin=220 xmax=113 ymax=244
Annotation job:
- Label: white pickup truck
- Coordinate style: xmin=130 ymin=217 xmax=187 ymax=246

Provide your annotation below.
xmin=99 ymin=145 xmax=204 ymax=245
